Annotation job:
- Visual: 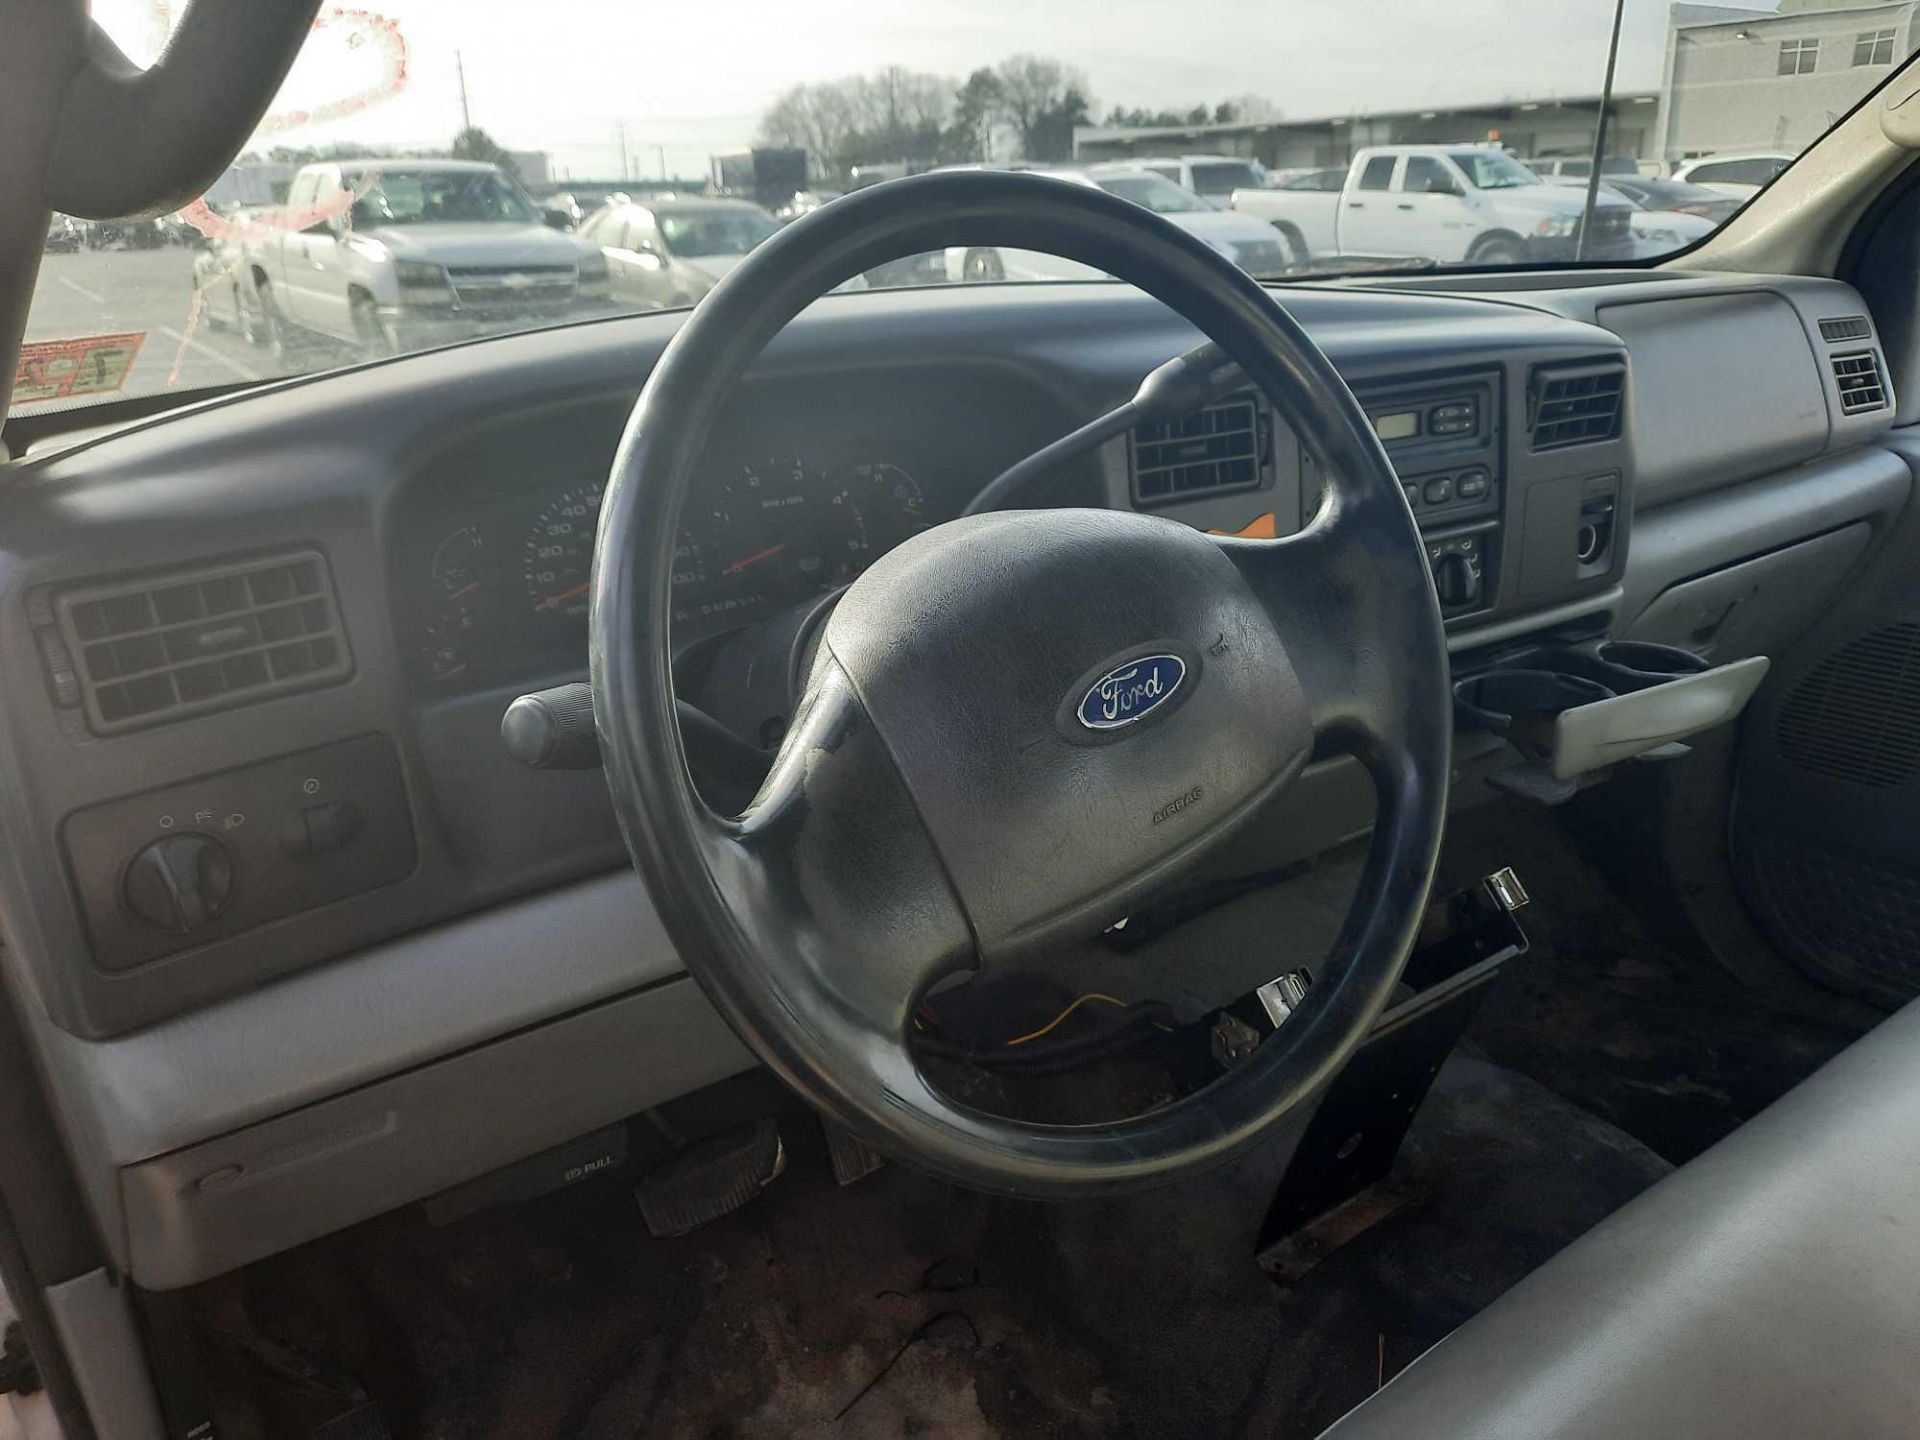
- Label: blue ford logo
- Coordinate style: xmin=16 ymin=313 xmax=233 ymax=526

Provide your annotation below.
xmin=1077 ymin=654 xmax=1187 ymax=731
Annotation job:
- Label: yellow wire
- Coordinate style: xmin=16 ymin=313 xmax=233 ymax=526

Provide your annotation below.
xmin=1003 ymin=992 xmax=1128 ymax=1048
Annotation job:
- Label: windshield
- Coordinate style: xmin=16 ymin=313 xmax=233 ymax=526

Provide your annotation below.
xmin=15 ymin=2 xmax=1916 ymax=419
xmin=657 ymin=209 xmax=780 ymax=257
xmin=348 ymin=169 xmax=538 ymax=227
xmin=1448 ymin=151 xmax=1541 ymax=190
xmin=1091 ymin=173 xmax=1211 ymax=213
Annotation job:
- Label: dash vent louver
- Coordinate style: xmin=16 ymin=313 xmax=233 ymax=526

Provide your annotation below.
xmin=1831 ymin=350 xmax=1888 ymax=415
xmin=1819 ymin=315 xmax=1871 ymax=343
xmin=1528 ymin=363 xmax=1624 ymax=451
xmin=53 ymin=550 xmax=351 ymax=734
xmin=1130 ymin=393 xmax=1262 ymax=504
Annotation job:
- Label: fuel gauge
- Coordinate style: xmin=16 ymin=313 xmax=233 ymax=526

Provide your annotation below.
xmin=422 ymin=525 xmax=488 ymax=684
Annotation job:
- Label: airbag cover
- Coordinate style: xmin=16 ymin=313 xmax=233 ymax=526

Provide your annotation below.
xmin=825 ymin=507 xmax=1312 ymax=961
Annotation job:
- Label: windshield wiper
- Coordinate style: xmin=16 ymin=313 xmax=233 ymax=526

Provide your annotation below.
xmin=1278 ymin=256 xmax=1440 ymax=281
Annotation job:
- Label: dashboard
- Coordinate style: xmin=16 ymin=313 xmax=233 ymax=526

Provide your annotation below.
xmin=1 ymin=272 xmax=1910 ymax=1295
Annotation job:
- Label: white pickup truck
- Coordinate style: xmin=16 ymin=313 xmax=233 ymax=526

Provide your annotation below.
xmin=1230 ymin=145 xmax=1636 ymax=267
xmin=247 ymin=159 xmax=610 ymax=352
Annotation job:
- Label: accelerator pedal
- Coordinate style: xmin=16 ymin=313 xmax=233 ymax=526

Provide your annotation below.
xmin=636 ymin=1116 xmax=785 ymax=1237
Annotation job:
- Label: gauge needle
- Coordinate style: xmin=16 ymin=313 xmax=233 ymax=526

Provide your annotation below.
xmin=537 ymin=581 xmax=591 ymax=611
xmin=446 ymin=581 xmax=480 ymax=601
xmin=723 ymin=542 xmax=786 ymax=576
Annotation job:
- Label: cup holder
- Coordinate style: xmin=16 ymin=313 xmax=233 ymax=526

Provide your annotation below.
xmin=1453 ymin=669 xmax=1614 ymax=757
xmin=1593 ymin=641 xmax=1711 ymax=690
xmin=1453 ymin=639 xmax=1767 ymax=785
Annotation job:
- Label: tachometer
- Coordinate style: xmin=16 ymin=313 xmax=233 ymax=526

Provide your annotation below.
xmin=672 ymin=456 xmax=867 ymax=624
xmin=522 ymin=481 xmax=603 ymax=620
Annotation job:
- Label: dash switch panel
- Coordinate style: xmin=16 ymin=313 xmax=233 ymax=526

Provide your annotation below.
xmin=63 ymin=733 xmax=417 ymax=973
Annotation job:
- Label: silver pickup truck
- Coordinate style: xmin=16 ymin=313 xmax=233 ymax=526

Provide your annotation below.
xmin=248 ymin=159 xmax=611 ymax=352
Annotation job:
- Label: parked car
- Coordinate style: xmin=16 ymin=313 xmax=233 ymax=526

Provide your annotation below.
xmin=1601 ymin=175 xmax=1742 ymax=253
xmin=580 ymin=197 xmax=780 ymax=308
xmin=43 ymin=215 xmax=82 ymax=252
xmin=941 ymin=165 xmax=1294 ymax=280
xmin=1108 ymin=154 xmax=1268 ymax=208
xmin=82 ymin=216 xmax=166 ymax=250
xmin=191 ymin=210 xmax=269 ymax=344
xmin=539 ymin=191 xmax=586 ymax=231
xmin=1228 ymin=144 xmax=1636 ymax=266
xmin=247 ymin=159 xmax=610 ymax=354
xmin=1669 ymin=152 xmax=1792 ymax=197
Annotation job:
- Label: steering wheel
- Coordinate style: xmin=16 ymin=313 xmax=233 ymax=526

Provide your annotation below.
xmin=590 ymin=170 xmax=1450 ymax=1197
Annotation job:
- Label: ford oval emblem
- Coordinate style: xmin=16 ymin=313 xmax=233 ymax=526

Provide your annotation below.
xmin=1077 ymin=654 xmax=1187 ymax=731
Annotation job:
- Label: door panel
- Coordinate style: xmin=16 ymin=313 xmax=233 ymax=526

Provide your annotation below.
xmin=1341 ymin=155 xmax=1400 ymax=254
xmin=1732 ymin=436 xmax=1920 ymax=1004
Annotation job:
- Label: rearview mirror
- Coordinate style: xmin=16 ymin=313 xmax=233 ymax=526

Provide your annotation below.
xmin=542 ymin=209 xmax=574 ymax=232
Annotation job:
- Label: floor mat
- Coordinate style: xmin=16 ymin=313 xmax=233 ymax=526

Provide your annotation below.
xmin=1440 ymin=798 xmax=1873 ymax=1165
xmin=194 ymin=1054 xmax=1668 ymax=1440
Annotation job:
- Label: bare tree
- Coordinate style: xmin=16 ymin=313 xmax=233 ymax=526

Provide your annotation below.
xmin=994 ymin=54 xmax=1091 ymax=159
xmin=759 ymin=68 xmax=954 ymax=181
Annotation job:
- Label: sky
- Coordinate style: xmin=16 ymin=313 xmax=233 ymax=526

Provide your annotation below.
xmin=95 ymin=0 xmax=1753 ymax=181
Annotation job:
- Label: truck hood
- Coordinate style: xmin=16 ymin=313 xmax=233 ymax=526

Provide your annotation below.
xmin=1482 ymin=186 xmax=1632 ymax=218
xmin=1163 ymin=209 xmax=1298 ymax=247
xmin=355 ymin=223 xmax=596 ymax=267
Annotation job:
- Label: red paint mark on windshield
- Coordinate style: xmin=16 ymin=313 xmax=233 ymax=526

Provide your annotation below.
xmin=258 ymin=8 xmax=411 ymax=134
xmin=168 ymin=6 xmax=411 ymax=245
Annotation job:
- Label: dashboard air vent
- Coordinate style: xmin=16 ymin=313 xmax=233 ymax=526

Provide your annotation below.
xmin=1776 ymin=621 xmax=1920 ymax=789
xmin=1819 ymin=315 xmax=1871 ymax=343
xmin=1831 ymin=350 xmax=1888 ymax=415
xmin=1130 ymin=394 xmax=1261 ymax=504
xmin=54 ymin=550 xmax=350 ymax=735
xmin=1528 ymin=364 xmax=1624 ymax=451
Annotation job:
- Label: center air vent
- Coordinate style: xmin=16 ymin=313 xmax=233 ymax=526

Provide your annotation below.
xmin=1528 ymin=363 xmax=1625 ymax=451
xmin=1831 ymin=350 xmax=1888 ymax=415
xmin=1130 ymin=393 xmax=1262 ymax=504
xmin=1819 ymin=315 xmax=1871 ymax=343
xmin=52 ymin=550 xmax=351 ymax=735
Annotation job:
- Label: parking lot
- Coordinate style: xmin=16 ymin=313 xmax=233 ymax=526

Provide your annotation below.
xmin=23 ymin=249 xmax=293 ymax=409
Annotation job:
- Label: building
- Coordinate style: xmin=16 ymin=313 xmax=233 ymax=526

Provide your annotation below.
xmin=1656 ymin=0 xmax=1918 ymax=160
xmin=505 ymin=150 xmax=552 ymax=187
xmin=1074 ymin=92 xmax=1663 ymax=173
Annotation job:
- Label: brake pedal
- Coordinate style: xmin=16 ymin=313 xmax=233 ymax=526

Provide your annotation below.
xmin=635 ymin=1117 xmax=785 ymax=1237
xmin=823 ymin=1119 xmax=886 ymax=1187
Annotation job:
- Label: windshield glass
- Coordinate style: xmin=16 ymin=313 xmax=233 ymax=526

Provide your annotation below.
xmin=1091 ymin=173 xmax=1210 ymax=213
xmin=657 ymin=209 xmax=781 ymax=257
xmin=348 ymin=169 xmax=538 ymax=227
xmin=1447 ymin=151 xmax=1541 ymax=190
xmin=15 ymin=1 xmax=1915 ymax=419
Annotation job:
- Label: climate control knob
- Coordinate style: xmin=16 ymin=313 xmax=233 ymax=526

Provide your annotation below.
xmin=123 ymin=833 xmax=236 ymax=934
xmin=1431 ymin=551 xmax=1479 ymax=608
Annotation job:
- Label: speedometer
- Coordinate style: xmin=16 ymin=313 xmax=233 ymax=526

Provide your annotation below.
xmin=522 ymin=482 xmax=603 ymax=620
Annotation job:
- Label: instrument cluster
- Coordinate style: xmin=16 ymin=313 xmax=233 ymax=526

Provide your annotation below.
xmin=405 ymin=449 xmax=937 ymax=688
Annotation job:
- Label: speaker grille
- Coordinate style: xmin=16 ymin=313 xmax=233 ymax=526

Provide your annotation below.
xmin=1775 ymin=622 xmax=1920 ymax=788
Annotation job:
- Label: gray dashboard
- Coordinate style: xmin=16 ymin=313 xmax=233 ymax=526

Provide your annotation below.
xmin=0 ymin=269 xmax=1908 ymax=1288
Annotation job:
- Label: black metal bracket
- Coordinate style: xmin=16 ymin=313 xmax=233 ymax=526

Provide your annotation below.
xmin=1254 ymin=870 xmax=1531 ymax=1273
